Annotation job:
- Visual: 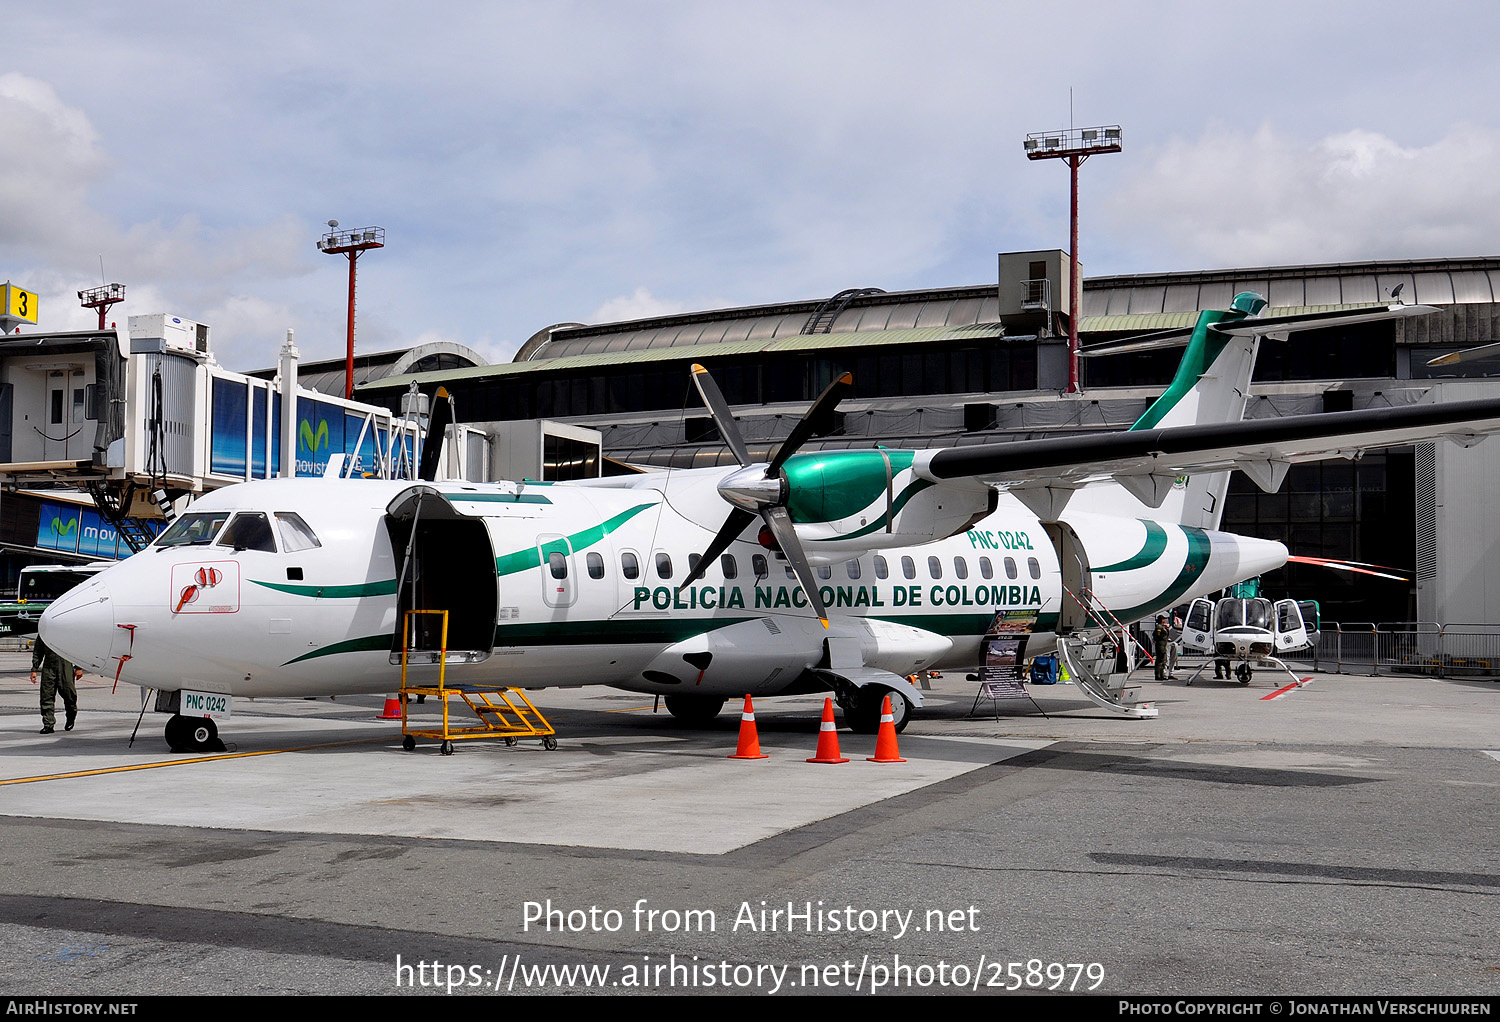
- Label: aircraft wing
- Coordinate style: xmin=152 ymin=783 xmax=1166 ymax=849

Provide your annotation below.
xmin=914 ymin=396 xmax=1500 ymax=510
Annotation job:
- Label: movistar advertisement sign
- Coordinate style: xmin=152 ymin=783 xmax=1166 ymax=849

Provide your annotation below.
xmin=209 ymin=377 xmax=384 ymax=479
xmin=36 ymin=501 xmax=156 ymax=559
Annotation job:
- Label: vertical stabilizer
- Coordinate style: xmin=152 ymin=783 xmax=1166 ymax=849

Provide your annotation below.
xmin=1128 ymin=291 xmax=1267 ymax=529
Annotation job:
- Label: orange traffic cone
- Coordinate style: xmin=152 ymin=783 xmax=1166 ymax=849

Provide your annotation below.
xmin=807 ymin=697 xmax=849 ymax=764
xmin=728 ymin=695 xmax=769 ymax=760
xmin=379 ymin=695 xmax=403 ymax=720
xmin=867 ymin=695 xmax=906 ymax=763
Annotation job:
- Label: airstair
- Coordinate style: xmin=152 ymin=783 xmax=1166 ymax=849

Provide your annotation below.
xmin=1054 ymin=586 xmax=1159 ymax=718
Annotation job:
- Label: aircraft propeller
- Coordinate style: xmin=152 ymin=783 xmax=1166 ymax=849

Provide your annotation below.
xmin=417 ymin=386 xmax=453 ymax=483
xmin=676 ymin=364 xmax=854 ymax=627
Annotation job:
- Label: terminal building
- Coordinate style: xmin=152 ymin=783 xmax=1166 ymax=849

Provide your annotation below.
xmin=358 ymin=251 xmax=1500 ymax=628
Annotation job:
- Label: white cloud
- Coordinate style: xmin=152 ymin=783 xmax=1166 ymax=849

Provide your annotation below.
xmin=591 ymin=288 xmax=688 ymax=324
xmin=1103 ymin=124 xmax=1500 ymax=268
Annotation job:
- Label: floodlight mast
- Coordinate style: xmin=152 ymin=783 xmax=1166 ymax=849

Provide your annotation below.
xmin=316 ymin=224 xmax=385 ymax=399
xmin=1022 ymin=125 xmax=1121 ymax=394
xmin=78 ymin=283 xmax=126 ymax=330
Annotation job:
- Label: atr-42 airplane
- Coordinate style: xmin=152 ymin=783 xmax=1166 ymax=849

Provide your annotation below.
xmin=39 ymin=293 xmax=1500 ymax=751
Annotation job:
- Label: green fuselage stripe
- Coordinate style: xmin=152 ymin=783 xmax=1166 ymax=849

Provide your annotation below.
xmin=1093 ymin=521 xmax=1169 ymax=573
xmin=494 ymin=503 xmax=655 ymax=577
xmin=1110 ymin=526 xmax=1213 ymax=620
xmin=252 ymin=579 xmax=399 ymax=599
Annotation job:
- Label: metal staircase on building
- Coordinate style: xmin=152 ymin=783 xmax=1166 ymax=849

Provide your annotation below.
xmin=84 ymin=480 xmax=159 ymax=554
xmin=800 ymin=288 xmax=885 ymax=335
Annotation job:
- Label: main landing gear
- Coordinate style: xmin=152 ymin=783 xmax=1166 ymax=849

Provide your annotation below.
xmin=662 ymin=694 xmax=727 ymax=724
xmin=842 ymin=687 xmax=911 ymax=735
xmin=164 ymin=714 xmax=226 ymax=753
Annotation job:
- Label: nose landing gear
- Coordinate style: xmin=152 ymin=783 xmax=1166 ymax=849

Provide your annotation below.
xmin=164 ymin=714 xmax=226 ymax=753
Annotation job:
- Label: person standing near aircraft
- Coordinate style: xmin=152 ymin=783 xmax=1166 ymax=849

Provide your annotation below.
xmin=1153 ymin=615 xmax=1172 ymax=681
xmin=31 ymin=636 xmax=81 ymax=735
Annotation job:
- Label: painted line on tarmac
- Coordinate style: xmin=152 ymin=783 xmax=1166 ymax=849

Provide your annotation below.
xmin=1261 ymin=677 xmax=1313 ymax=701
xmin=0 ymin=735 xmax=390 ymax=787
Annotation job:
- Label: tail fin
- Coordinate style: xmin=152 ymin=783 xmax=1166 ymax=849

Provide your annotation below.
xmin=1122 ymin=291 xmax=1268 ymax=529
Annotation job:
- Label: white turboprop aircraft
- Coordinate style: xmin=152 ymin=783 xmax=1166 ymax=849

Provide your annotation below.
xmin=39 ymin=293 xmax=1500 ymax=751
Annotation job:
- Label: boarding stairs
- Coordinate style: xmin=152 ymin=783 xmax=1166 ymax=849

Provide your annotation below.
xmin=1054 ymin=585 xmax=1159 ymax=718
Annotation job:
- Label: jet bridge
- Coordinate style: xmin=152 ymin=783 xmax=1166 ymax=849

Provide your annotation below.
xmin=0 ymin=315 xmax=486 ymax=552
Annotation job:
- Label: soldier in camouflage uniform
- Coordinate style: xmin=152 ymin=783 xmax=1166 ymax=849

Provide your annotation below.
xmin=31 ymin=636 xmax=82 ymax=735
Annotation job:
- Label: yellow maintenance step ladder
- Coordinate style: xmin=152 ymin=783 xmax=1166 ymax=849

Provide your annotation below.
xmin=398 ymin=609 xmax=557 ymax=755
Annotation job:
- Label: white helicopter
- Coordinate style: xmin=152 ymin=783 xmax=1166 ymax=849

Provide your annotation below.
xmin=1179 ymin=559 xmax=1406 ymax=685
xmin=38 ymin=292 xmax=1500 ymax=751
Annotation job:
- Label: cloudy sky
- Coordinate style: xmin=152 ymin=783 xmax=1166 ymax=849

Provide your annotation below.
xmin=4 ymin=1 xmax=1500 ymax=370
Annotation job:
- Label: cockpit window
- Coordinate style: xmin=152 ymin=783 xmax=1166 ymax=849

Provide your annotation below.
xmin=216 ymin=512 xmax=277 ymax=553
xmin=275 ymin=512 xmax=321 ymax=552
xmin=155 ymin=511 xmax=232 ymax=548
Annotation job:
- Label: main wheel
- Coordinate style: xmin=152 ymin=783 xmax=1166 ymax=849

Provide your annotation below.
xmin=663 ymin=694 xmax=726 ymax=725
xmin=845 ymin=687 xmax=911 ymax=735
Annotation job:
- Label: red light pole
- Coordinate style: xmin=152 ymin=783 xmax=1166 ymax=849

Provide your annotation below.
xmin=317 ymin=222 xmax=385 ymax=399
xmin=1023 ymin=125 xmax=1121 ymax=394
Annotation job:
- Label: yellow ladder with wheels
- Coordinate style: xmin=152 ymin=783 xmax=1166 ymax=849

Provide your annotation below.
xmin=398 ymin=609 xmax=557 ymax=755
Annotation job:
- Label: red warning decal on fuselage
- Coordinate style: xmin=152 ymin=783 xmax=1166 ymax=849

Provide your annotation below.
xmin=171 ymin=561 xmax=240 ymax=614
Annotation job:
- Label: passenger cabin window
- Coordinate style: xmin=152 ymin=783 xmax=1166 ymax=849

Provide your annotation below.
xmin=816 ymin=565 xmax=832 ymax=580
xmin=901 ymin=556 xmax=916 ymax=580
xmin=720 ymin=554 xmax=738 ymax=579
xmin=1027 ymin=557 xmax=1041 ymax=579
xmin=927 ymin=556 xmax=942 ymax=579
xmin=874 ymin=555 xmax=888 ymax=580
xmin=655 ymin=552 xmax=673 ymax=579
xmin=548 ymin=551 xmax=568 ymax=579
xmin=688 ymin=553 xmax=701 ymax=576
xmin=845 ymin=559 xmax=861 ymax=580
xmin=1004 ymin=557 xmax=1018 ymax=579
xmin=752 ymin=554 xmax=768 ymax=579
xmin=586 ymin=552 xmax=605 ymax=579
xmin=217 ymin=512 xmax=276 ymax=553
xmin=275 ymin=512 xmax=321 ymax=552
xmin=156 ymin=511 xmax=231 ymax=548
xmin=621 ymin=551 xmax=640 ymax=580
xmin=953 ymin=557 xmax=968 ymax=580
xmin=979 ymin=556 xmax=993 ymax=579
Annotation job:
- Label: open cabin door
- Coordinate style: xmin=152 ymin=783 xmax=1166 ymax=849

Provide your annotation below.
xmin=1273 ymin=599 xmax=1309 ymax=653
xmin=1181 ymin=597 xmax=1215 ymax=654
xmin=385 ymin=486 xmax=497 ymax=665
xmin=1041 ymin=521 xmax=1092 ymax=634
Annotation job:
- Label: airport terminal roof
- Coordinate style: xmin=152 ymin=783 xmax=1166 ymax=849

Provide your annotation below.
xmin=358 ymin=255 xmax=1500 ymax=396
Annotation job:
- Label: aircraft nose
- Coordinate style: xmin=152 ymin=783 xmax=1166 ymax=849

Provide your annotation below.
xmin=39 ymin=577 xmax=116 ymax=674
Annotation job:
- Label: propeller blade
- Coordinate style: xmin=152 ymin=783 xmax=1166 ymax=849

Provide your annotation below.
xmin=763 ymin=504 xmax=828 ymax=628
xmin=677 ymin=507 xmax=757 ymax=590
xmin=768 ymin=372 xmax=854 ymax=475
xmin=417 ymin=387 xmax=453 ymax=482
xmin=690 ymin=364 xmax=752 ymax=467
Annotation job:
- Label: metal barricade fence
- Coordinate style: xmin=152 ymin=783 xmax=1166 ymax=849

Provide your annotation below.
xmin=1309 ymin=622 xmax=1500 ymax=678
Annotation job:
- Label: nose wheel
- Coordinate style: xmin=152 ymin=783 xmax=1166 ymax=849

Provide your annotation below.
xmin=164 ymin=714 xmax=225 ymax=753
